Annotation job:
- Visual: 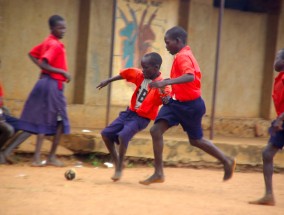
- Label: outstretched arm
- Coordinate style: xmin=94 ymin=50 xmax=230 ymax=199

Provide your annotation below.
xmin=149 ymin=74 xmax=194 ymax=89
xmin=96 ymin=75 xmax=123 ymax=90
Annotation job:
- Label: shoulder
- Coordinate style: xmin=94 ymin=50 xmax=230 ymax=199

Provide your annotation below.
xmin=44 ymin=35 xmax=62 ymax=48
xmin=120 ymin=68 xmax=142 ymax=75
xmin=120 ymin=68 xmax=143 ymax=80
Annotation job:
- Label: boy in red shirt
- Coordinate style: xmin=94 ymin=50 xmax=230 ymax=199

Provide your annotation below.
xmin=140 ymin=26 xmax=236 ymax=185
xmin=17 ymin=15 xmax=71 ymax=167
xmin=97 ymin=52 xmax=170 ymax=181
xmin=249 ymin=49 xmax=284 ymax=206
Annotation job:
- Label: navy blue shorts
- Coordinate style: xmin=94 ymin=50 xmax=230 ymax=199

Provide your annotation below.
xmin=269 ymin=121 xmax=284 ymax=149
xmin=155 ymin=97 xmax=206 ymax=140
xmin=101 ymin=108 xmax=150 ymax=146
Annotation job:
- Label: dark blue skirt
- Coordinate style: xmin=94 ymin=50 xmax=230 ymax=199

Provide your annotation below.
xmin=18 ymin=74 xmax=70 ymax=135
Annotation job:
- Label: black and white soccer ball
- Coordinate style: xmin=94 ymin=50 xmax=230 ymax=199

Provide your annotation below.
xmin=64 ymin=169 xmax=76 ymax=180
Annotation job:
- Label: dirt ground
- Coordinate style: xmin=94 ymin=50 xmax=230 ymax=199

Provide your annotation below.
xmin=0 ymin=158 xmax=284 ymax=215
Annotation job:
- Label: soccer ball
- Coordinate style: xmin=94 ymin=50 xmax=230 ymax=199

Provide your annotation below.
xmin=64 ymin=169 xmax=76 ymax=180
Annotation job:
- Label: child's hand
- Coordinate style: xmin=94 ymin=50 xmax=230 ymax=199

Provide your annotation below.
xmin=159 ymin=87 xmax=170 ymax=105
xmin=269 ymin=119 xmax=283 ymax=135
xmin=161 ymin=95 xmax=171 ymax=105
xmin=96 ymin=80 xmax=109 ymax=90
xmin=64 ymin=72 xmax=71 ymax=83
xmin=149 ymin=80 xmax=167 ymax=89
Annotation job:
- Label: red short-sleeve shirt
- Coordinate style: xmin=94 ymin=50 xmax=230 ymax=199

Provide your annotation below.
xmin=0 ymin=82 xmax=3 ymax=97
xmin=29 ymin=34 xmax=68 ymax=81
xmin=272 ymin=71 xmax=284 ymax=116
xmin=170 ymin=46 xmax=201 ymax=101
xmin=119 ymin=68 xmax=170 ymax=120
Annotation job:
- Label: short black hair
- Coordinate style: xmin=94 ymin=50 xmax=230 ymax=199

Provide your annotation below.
xmin=48 ymin=15 xmax=64 ymax=28
xmin=143 ymin=52 xmax=162 ymax=67
xmin=166 ymin=26 xmax=187 ymax=44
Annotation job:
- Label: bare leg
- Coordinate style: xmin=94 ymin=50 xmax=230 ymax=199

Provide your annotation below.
xmin=31 ymin=133 xmax=45 ymax=167
xmin=111 ymin=136 xmax=128 ymax=181
xmin=102 ymin=134 xmax=125 ymax=181
xmin=189 ymin=138 xmax=236 ymax=181
xmin=102 ymin=134 xmax=119 ymax=167
xmin=0 ymin=123 xmax=15 ymax=164
xmin=249 ymin=144 xmax=278 ymax=206
xmin=46 ymin=122 xmax=65 ymax=167
xmin=0 ymin=152 xmax=6 ymax=164
xmin=0 ymin=121 xmax=14 ymax=149
xmin=3 ymin=131 xmax=31 ymax=163
xmin=139 ymin=120 xmax=169 ymax=185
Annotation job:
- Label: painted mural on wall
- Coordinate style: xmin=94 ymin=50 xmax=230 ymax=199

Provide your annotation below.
xmin=116 ymin=0 xmax=165 ymax=68
xmin=112 ymin=0 xmax=178 ymax=105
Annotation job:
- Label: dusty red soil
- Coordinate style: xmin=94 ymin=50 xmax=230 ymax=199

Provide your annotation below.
xmin=0 ymin=159 xmax=284 ymax=215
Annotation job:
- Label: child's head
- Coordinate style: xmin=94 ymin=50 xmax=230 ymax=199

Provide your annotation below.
xmin=274 ymin=49 xmax=284 ymax=72
xmin=48 ymin=15 xmax=66 ymax=39
xmin=141 ymin=52 xmax=162 ymax=80
xmin=164 ymin=26 xmax=187 ymax=55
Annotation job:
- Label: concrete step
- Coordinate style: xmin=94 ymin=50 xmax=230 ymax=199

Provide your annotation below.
xmin=55 ymin=128 xmax=284 ymax=170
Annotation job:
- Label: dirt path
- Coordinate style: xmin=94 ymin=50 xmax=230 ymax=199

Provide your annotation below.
xmin=0 ymin=163 xmax=284 ymax=215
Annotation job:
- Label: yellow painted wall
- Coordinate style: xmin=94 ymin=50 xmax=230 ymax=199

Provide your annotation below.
xmin=0 ymin=0 xmax=79 ymax=103
xmin=189 ymin=0 xmax=267 ymax=118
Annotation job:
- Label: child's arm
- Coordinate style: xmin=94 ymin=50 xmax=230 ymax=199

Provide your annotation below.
xmin=96 ymin=75 xmax=123 ymax=90
xmin=150 ymin=74 xmax=194 ymax=89
xmin=159 ymin=83 xmax=171 ymax=105
xmin=28 ymin=54 xmax=41 ymax=68
xmin=269 ymin=112 xmax=284 ymax=135
xmin=274 ymin=112 xmax=284 ymax=128
xmin=29 ymin=54 xmax=71 ymax=82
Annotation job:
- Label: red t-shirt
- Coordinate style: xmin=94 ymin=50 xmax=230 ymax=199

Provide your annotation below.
xmin=29 ymin=34 xmax=68 ymax=81
xmin=272 ymin=71 xmax=284 ymax=116
xmin=0 ymin=82 xmax=3 ymax=97
xmin=170 ymin=46 xmax=201 ymax=101
xmin=120 ymin=68 xmax=170 ymax=120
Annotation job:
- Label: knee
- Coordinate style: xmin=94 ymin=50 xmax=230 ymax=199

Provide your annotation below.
xmin=118 ymin=135 xmax=128 ymax=147
xmin=150 ymin=125 xmax=162 ymax=138
xmin=7 ymin=125 xmax=14 ymax=137
xmin=101 ymin=133 xmax=109 ymax=142
xmin=0 ymin=122 xmax=14 ymax=138
xmin=189 ymin=139 xmax=201 ymax=147
xmin=262 ymin=148 xmax=273 ymax=163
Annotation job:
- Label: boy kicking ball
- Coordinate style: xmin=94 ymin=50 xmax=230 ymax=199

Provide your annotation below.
xmin=139 ymin=26 xmax=236 ymax=185
xmin=97 ymin=52 xmax=170 ymax=182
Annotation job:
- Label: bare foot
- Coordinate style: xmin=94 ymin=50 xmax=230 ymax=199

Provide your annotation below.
xmin=31 ymin=161 xmax=46 ymax=167
xmin=249 ymin=195 xmax=275 ymax=206
xmin=0 ymin=152 xmax=7 ymax=164
xmin=111 ymin=170 xmax=122 ymax=182
xmin=223 ymin=157 xmax=236 ymax=181
xmin=139 ymin=174 xmax=165 ymax=185
xmin=4 ymin=154 xmax=17 ymax=164
xmin=46 ymin=158 xmax=65 ymax=167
